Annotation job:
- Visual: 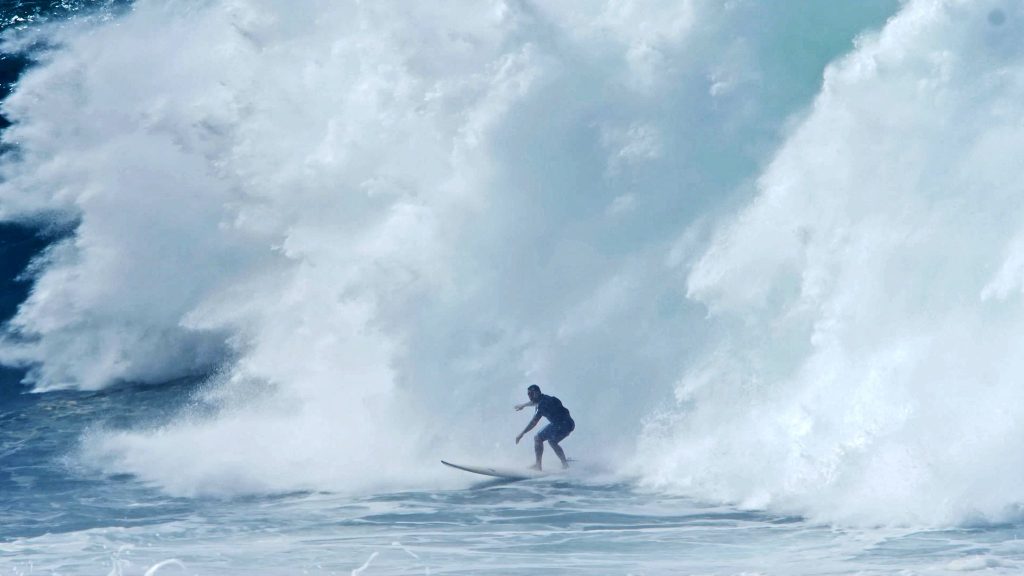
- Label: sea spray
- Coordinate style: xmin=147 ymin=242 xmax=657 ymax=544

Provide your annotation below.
xmin=638 ymin=0 xmax=1024 ymax=526
xmin=0 ymin=0 xmax=906 ymax=516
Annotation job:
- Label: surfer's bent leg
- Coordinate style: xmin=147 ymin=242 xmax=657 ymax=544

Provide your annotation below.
xmin=547 ymin=421 xmax=574 ymax=469
xmin=533 ymin=433 xmax=544 ymax=470
xmin=550 ymin=442 xmax=567 ymax=468
xmin=534 ymin=423 xmax=562 ymax=470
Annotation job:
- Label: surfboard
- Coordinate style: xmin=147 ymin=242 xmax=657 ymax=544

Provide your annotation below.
xmin=441 ymin=460 xmax=548 ymax=480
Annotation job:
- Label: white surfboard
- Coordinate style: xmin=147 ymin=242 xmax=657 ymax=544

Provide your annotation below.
xmin=441 ymin=460 xmax=549 ymax=480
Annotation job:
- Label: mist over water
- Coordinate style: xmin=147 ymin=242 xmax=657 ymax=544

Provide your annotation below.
xmin=5 ymin=0 xmax=1022 ymax=530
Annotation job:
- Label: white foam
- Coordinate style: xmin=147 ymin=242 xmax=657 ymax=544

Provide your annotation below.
xmin=946 ymin=556 xmax=1002 ymax=571
xmin=5 ymin=0 xmax=975 ymax=527
xmin=638 ymin=0 xmax=1024 ymax=526
xmin=143 ymin=559 xmax=186 ymax=576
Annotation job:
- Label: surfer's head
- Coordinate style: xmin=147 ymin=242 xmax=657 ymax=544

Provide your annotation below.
xmin=527 ymin=384 xmax=541 ymax=402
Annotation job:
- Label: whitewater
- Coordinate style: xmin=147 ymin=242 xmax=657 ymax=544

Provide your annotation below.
xmin=4 ymin=0 xmax=1024 ymax=573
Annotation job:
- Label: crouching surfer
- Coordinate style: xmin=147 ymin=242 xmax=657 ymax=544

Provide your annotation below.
xmin=514 ymin=384 xmax=575 ymax=470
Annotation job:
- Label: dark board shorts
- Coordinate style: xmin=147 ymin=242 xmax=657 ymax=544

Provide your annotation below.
xmin=537 ymin=419 xmax=575 ymax=443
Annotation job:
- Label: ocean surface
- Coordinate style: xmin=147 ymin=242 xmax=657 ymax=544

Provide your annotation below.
xmin=6 ymin=381 xmax=1024 ymax=576
xmin=5 ymin=381 xmax=1024 ymax=575
xmin=5 ymin=1 xmax=1024 ymax=574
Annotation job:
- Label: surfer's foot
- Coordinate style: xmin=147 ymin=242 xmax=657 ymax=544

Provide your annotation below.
xmin=561 ymin=461 xmax=569 ymax=470
xmin=528 ymin=463 xmax=542 ymax=471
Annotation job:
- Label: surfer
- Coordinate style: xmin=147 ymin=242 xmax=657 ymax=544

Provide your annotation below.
xmin=514 ymin=384 xmax=575 ymax=470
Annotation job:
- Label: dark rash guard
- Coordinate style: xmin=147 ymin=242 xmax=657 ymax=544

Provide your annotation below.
xmin=535 ymin=394 xmax=573 ymax=427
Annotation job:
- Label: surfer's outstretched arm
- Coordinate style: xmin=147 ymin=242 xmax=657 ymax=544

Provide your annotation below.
xmin=515 ymin=413 xmax=541 ymax=444
xmin=514 ymin=401 xmax=536 ymax=411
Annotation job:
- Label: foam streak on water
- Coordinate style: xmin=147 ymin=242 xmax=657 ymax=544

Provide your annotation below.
xmin=7 ymin=486 xmax=1024 ymax=575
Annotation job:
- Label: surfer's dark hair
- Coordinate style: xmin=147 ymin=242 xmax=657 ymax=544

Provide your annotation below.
xmin=527 ymin=384 xmax=541 ymax=394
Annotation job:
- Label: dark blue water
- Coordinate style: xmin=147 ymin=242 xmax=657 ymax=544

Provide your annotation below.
xmin=1 ymin=377 xmax=202 ymax=541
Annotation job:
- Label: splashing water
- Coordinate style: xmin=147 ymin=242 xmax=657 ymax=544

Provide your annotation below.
xmin=3 ymin=0 xmax=1023 ymax=533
